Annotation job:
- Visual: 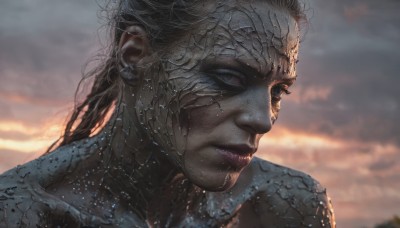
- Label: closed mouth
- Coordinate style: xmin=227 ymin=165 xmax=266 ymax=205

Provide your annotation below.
xmin=214 ymin=144 xmax=256 ymax=169
xmin=216 ymin=144 xmax=256 ymax=156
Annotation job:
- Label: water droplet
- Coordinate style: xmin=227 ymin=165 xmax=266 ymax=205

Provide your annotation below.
xmin=4 ymin=188 xmax=15 ymax=196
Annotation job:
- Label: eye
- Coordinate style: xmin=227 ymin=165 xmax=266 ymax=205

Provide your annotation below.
xmin=206 ymin=69 xmax=247 ymax=90
xmin=271 ymin=83 xmax=291 ymax=102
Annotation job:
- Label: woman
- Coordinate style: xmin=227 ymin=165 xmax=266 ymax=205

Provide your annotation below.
xmin=0 ymin=0 xmax=335 ymax=227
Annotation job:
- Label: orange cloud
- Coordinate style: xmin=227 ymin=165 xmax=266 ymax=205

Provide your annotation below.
xmin=257 ymin=127 xmax=400 ymax=228
xmin=0 ymin=120 xmax=63 ymax=153
xmin=0 ymin=91 xmax=67 ymax=106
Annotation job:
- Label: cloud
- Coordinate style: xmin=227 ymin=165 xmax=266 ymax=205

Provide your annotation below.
xmin=0 ymin=0 xmax=102 ymax=106
xmin=0 ymin=119 xmax=63 ymax=153
xmin=0 ymin=149 xmax=40 ymax=174
xmin=0 ymin=100 xmax=13 ymax=120
xmin=0 ymin=130 xmax=33 ymax=141
xmin=344 ymin=3 xmax=369 ymax=22
xmin=276 ymin=0 xmax=400 ymax=145
xmin=258 ymin=128 xmax=400 ymax=228
xmin=0 ymin=0 xmax=105 ymax=127
xmin=285 ymin=85 xmax=333 ymax=105
xmin=0 ymin=1 xmax=399 ymax=227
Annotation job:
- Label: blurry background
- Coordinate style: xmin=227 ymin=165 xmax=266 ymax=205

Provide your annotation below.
xmin=0 ymin=0 xmax=399 ymax=227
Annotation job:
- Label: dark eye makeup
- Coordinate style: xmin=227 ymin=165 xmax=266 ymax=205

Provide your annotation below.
xmin=204 ymin=68 xmax=247 ymax=91
xmin=200 ymin=59 xmax=295 ymax=100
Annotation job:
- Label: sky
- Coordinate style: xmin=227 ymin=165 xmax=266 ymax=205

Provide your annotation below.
xmin=0 ymin=0 xmax=399 ymax=227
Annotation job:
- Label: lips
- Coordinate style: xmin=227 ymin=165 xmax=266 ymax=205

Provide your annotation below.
xmin=215 ymin=144 xmax=256 ymax=170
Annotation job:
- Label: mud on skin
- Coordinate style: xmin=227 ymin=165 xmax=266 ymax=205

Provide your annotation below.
xmin=0 ymin=0 xmax=335 ymax=227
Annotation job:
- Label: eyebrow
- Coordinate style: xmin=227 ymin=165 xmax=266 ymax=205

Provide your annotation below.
xmin=233 ymin=58 xmax=267 ymax=78
xmin=201 ymin=56 xmax=265 ymax=76
xmin=201 ymin=56 xmax=297 ymax=83
xmin=233 ymin=58 xmax=297 ymax=83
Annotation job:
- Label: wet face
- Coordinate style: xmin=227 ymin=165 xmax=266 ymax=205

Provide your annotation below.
xmin=131 ymin=1 xmax=299 ymax=191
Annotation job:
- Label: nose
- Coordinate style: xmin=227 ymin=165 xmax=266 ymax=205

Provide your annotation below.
xmin=235 ymin=87 xmax=273 ymax=135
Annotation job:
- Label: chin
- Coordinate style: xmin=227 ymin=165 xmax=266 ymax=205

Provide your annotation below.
xmin=186 ymin=169 xmax=241 ymax=192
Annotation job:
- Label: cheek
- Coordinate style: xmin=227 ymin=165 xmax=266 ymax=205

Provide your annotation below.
xmin=165 ymin=73 xmax=225 ymax=130
xmin=136 ymin=60 xmax=229 ymax=159
xmin=132 ymin=66 xmax=187 ymax=160
xmin=186 ymin=99 xmax=225 ymax=134
xmin=133 ymin=72 xmax=221 ymax=162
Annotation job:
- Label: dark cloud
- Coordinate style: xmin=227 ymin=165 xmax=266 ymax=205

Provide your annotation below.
xmin=369 ymin=159 xmax=396 ymax=172
xmin=0 ymin=0 xmax=101 ymax=103
xmin=0 ymin=0 xmax=104 ymax=124
xmin=277 ymin=0 xmax=400 ymax=145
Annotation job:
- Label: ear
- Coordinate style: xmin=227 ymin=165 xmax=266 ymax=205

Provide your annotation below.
xmin=118 ymin=26 xmax=151 ymax=86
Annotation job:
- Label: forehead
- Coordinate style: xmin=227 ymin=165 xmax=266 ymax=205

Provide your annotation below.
xmin=166 ymin=1 xmax=300 ymax=76
xmin=211 ymin=1 xmax=298 ymax=41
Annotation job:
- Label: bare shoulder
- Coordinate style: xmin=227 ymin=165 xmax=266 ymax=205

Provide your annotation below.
xmin=233 ymin=157 xmax=336 ymax=227
xmin=0 ymin=138 xmax=109 ymax=227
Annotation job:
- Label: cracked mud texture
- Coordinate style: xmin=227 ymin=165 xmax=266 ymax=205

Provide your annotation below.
xmin=0 ymin=0 xmax=335 ymax=227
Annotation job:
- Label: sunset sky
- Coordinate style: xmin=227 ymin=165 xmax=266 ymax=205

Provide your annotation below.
xmin=1 ymin=0 xmax=399 ymax=227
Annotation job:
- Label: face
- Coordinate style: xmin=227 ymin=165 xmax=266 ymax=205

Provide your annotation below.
xmin=132 ymin=1 xmax=299 ymax=191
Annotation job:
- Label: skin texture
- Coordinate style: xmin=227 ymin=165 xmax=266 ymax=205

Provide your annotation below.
xmin=0 ymin=1 xmax=336 ymax=227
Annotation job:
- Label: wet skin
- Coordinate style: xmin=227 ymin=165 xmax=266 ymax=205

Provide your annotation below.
xmin=128 ymin=1 xmax=299 ymax=192
xmin=0 ymin=1 xmax=335 ymax=227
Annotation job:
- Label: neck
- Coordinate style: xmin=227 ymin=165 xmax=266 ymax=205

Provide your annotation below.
xmin=98 ymin=107 xmax=180 ymax=219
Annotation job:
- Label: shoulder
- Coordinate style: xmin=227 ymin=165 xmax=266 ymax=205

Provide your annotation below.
xmin=0 ymin=137 xmax=106 ymax=227
xmin=234 ymin=157 xmax=336 ymax=227
xmin=248 ymin=157 xmax=326 ymax=194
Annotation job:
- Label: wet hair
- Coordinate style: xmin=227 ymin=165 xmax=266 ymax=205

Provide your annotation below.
xmin=48 ymin=0 xmax=306 ymax=151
